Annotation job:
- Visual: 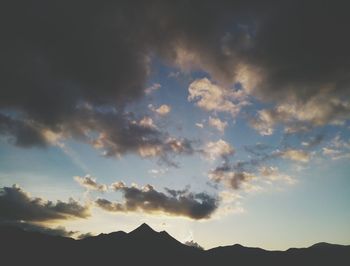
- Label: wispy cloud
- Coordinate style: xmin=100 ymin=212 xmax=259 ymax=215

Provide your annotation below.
xmin=74 ymin=175 xmax=108 ymax=192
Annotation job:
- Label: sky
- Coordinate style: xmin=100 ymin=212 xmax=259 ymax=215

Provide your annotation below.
xmin=0 ymin=0 xmax=350 ymax=250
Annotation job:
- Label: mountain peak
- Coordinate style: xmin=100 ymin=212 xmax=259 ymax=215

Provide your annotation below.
xmin=130 ymin=223 xmax=156 ymax=235
xmin=138 ymin=223 xmax=154 ymax=231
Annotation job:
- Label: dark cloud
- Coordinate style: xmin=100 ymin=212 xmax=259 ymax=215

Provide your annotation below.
xmin=96 ymin=183 xmax=218 ymax=219
xmin=0 ymin=220 xmax=77 ymax=237
xmin=0 ymin=1 xmax=204 ymax=162
xmin=249 ymin=1 xmax=350 ymax=101
xmin=0 ymin=113 xmax=47 ymax=147
xmin=1 ymin=0 xmax=349 ymax=154
xmin=78 ymin=109 xmax=196 ymax=166
xmin=240 ymin=1 xmax=350 ymax=131
xmin=0 ymin=185 xmax=90 ymax=222
xmin=0 ymin=1 xmax=149 ymax=120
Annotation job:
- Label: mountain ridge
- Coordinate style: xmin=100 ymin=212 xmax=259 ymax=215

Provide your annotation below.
xmin=1 ymin=223 xmax=349 ymax=266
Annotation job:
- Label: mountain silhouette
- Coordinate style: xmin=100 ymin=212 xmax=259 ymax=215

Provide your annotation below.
xmin=1 ymin=224 xmax=349 ymax=266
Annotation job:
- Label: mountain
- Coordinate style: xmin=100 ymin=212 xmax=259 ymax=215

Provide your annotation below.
xmin=1 ymin=224 xmax=349 ymax=266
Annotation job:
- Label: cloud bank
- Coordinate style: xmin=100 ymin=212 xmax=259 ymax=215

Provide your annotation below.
xmin=0 ymin=185 xmax=90 ymax=223
xmin=96 ymin=182 xmax=218 ymax=220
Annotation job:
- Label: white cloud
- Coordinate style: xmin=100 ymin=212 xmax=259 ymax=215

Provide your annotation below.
xmin=195 ymin=123 xmax=204 ymax=128
xmin=138 ymin=116 xmax=157 ymax=129
xmin=110 ymin=181 xmax=126 ymax=190
xmin=249 ymin=109 xmax=276 ymax=135
xmin=204 ymin=139 xmax=234 ymax=161
xmin=250 ymin=92 xmax=350 ymax=135
xmin=149 ymin=104 xmax=171 ymax=116
xmin=155 ymin=104 xmax=171 ymax=116
xmin=208 ymin=116 xmax=228 ymax=133
xmin=138 ymin=144 xmax=163 ymax=158
xmin=188 ymin=78 xmax=249 ymax=117
xmin=148 ymin=168 xmax=169 ymax=177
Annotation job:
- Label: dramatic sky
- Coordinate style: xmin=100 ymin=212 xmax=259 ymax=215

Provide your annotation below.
xmin=1 ymin=0 xmax=350 ymax=250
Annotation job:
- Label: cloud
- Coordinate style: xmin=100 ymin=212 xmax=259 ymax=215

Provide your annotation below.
xmin=145 ymin=83 xmax=161 ymax=95
xmin=81 ymin=110 xmax=196 ymax=167
xmin=110 ymin=181 xmax=127 ymax=190
xmin=195 ymin=123 xmax=204 ymax=128
xmin=209 ymin=165 xmax=256 ymax=190
xmin=250 ymin=96 xmax=350 ymax=135
xmin=249 ymin=109 xmax=278 ymax=136
xmin=1 ymin=101 xmax=195 ymax=167
xmin=0 ymin=2 xmax=206 ymax=163
xmin=242 ymin=142 xmax=312 ymax=165
xmin=246 ymin=3 xmax=350 ymax=105
xmin=322 ymin=148 xmax=350 ymax=160
xmin=184 ymin=240 xmax=204 ymax=250
xmin=148 ymin=168 xmax=169 ymax=178
xmin=1 ymin=0 xmax=349 ymax=188
xmin=277 ymin=149 xmax=311 ymax=163
xmin=0 ymin=220 xmax=77 ymax=238
xmin=301 ymin=134 xmax=324 ymax=148
xmin=0 ymin=113 xmax=47 ymax=147
xmin=87 ymin=111 xmax=166 ymax=157
xmin=322 ymin=148 xmax=341 ymax=157
xmin=208 ymin=140 xmax=299 ymax=191
xmin=138 ymin=137 xmax=196 ymax=167
xmin=259 ymin=166 xmax=296 ymax=185
xmin=209 ymin=162 xmax=296 ymax=193
xmin=96 ymin=183 xmax=218 ymax=220
xmin=74 ymin=175 xmax=107 ymax=192
xmin=204 ymin=139 xmax=234 ymax=161
xmin=0 ymin=185 xmax=90 ymax=223
xmin=188 ymin=78 xmax=249 ymax=117
xmin=322 ymin=135 xmax=350 ymax=160
xmin=208 ymin=116 xmax=228 ymax=133
xmin=151 ymin=104 xmax=171 ymax=116
xmin=138 ymin=116 xmax=157 ymax=129
xmin=1 ymin=1 xmax=349 ymax=158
